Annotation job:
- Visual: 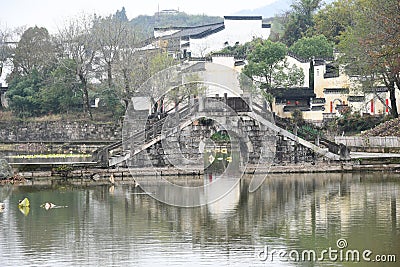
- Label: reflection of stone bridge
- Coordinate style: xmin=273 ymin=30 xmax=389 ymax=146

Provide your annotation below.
xmin=96 ymin=97 xmax=348 ymax=168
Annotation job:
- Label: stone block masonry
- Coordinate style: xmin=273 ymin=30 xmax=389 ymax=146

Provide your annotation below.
xmin=0 ymin=121 xmax=122 ymax=142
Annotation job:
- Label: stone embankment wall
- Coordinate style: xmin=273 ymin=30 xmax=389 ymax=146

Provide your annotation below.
xmin=0 ymin=121 xmax=122 ymax=142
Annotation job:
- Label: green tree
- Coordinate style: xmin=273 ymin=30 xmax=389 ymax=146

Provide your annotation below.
xmin=243 ymin=40 xmax=304 ymax=90
xmin=289 ymin=35 xmax=334 ymax=59
xmin=214 ymin=41 xmax=253 ymax=58
xmin=281 ymin=0 xmax=322 ymax=46
xmin=97 ymin=87 xmax=125 ymax=118
xmin=40 ymin=59 xmax=82 ymax=114
xmin=7 ymin=69 xmax=42 ymax=117
xmin=338 ymin=0 xmax=400 ymax=118
xmin=312 ymin=0 xmax=356 ymax=44
xmin=243 ymin=40 xmax=305 ymax=107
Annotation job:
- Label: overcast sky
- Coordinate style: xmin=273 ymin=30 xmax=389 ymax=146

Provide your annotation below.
xmin=1 ymin=0 xmax=278 ymax=33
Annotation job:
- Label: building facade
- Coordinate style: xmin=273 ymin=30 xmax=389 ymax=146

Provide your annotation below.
xmin=153 ymin=16 xmax=271 ymax=58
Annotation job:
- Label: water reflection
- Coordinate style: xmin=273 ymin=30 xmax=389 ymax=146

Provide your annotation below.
xmin=0 ymin=173 xmax=399 ymax=266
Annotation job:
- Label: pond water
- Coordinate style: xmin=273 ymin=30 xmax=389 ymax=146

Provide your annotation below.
xmin=0 ymin=172 xmax=399 ymax=266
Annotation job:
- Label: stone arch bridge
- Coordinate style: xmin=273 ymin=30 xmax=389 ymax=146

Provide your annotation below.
xmin=95 ymin=96 xmax=349 ymax=169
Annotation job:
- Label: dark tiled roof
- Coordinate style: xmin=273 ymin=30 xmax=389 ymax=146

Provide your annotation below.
xmin=224 ymin=16 xmax=262 ymax=20
xmin=181 ymin=42 xmax=190 ymax=48
xmin=0 ymin=86 xmax=8 ymax=93
xmin=313 ymin=59 xmax=326 ymax=66
xmin=155 ymin=16 xmax=267 ymax=41
xmin=283 ymin=105 xmax=310 ymax=112
xmin=348 ymin=95 xmax=365 ymax=102
xmin=287 ymin=52 xmax=309 ymax=63
xmin=154 ymin=22 xmax=221 ymax=31
xmin=365 ymin=86 xmax=388 ymax=93
xmin=273 ymin=87 xmax=315 ymax=100
xmin=324 ymin=88 xmax=349 ymax=94
xmin=158 ymin=22 xmax=225 ymax=40
xmin=311 ymin=105 xmax=325 ymax=111
xmin=311 ymin=98 xmax=326 ymax=104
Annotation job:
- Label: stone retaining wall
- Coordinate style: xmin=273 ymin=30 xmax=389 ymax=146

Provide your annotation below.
xmin=0 ymin=121 xmax=122 ymax=142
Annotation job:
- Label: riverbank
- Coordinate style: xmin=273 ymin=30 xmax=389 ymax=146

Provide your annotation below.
xmin=3 ymin=161 xmax=400 ymax=187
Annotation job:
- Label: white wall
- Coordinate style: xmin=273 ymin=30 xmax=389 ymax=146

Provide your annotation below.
xmin=285 ymin=56 xmax=310 ymax=87
xmin=0 ymin=58 xmax=13 ymax=87
xmin=200 ymin=62 xmax=243 ymax=97
xmin=211 ymin=56 xmax=235 ymax=68
xmin=189 ymin=18 xmax=270 ymax=57
xmin=154 ymin=29 xmax=180 ymax=38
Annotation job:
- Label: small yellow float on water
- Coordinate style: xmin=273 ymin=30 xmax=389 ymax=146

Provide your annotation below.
xmin=18 ymin=197 xmax=30 ymax=207
xmin=18 ymin=197 xmax=30 ymax=216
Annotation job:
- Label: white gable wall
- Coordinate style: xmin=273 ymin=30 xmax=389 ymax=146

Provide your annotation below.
xmin=154 ymin=29 xmax=181 ymax=38
xmin=188 ymin=18 xmax=270 ymax=57
xmin=285 ymin=56 xmax=310 ymax=88
xmin=200 ymin=62 xmax=243 ymax=97
xmin=0 ymin=58 xmax=13 ymax=87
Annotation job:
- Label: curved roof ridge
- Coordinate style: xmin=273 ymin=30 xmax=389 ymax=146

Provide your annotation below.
xmin=154 ymin=22 xmax=224 ymax=31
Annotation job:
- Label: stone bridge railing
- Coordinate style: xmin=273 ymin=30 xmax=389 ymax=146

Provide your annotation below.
xmin=335 ymin=136 xmax=400 ymax=148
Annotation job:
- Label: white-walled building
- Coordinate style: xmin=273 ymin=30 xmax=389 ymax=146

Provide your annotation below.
xmin=312 ymin=57 xmax=400 ymax=122
xmin=0 ymin=41 xmax=17 ymax=108
xmin=154 ymin=16 xmax=271 ymax=58
xmin=272 ymin=53 xmax=400 ymax=124
xmin=0 ymin=55 xmax=14 ymax=108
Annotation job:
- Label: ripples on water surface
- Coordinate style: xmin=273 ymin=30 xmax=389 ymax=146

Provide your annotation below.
xmin=0 ymin=172 xmax=399 ymax=266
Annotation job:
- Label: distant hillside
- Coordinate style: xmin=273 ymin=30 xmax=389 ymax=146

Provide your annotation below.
xmin=235 ymin=0 xmax=335 ymax=18
xmin=130 ymin=11 xmax=223 ymax=38
xmin=235 ymin=0 xmax=291 ymax=18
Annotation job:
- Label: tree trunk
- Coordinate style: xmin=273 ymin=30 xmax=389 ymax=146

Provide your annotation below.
xmin=388 ymin=80 xmax=398 ymax=118
xmin=123 ymin=99 xmax=129 ymax=111
xmin=123 ymin=68 xmax=130 ymax=93
xmin=107 ymin=62 xmax=113 ymax=89
xmin=78 ymin=73 xmax=93 ymax=119
xmin=122 ymin=69 xmax=130 ymax=111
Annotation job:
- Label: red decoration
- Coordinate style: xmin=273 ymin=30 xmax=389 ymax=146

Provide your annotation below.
xmin=371 ymin=99 xmax=374 ymax=113
xmin=386 ymin=99 xmax=389 ymax=113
